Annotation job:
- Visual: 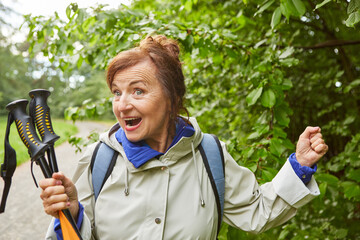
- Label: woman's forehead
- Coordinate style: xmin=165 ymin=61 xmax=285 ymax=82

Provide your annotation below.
xmin=113 ymin=61 xmax=158 ymax=86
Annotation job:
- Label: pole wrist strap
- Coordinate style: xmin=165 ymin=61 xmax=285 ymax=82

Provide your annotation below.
xmin=0 ymin=112 xmax=17 ymax=213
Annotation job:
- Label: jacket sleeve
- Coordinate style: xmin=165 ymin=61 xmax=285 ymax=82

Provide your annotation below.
xmin=222 ymin=142 xmax=320 ymax=234
xmin=45 ymin=142 xmax=98 ymax=240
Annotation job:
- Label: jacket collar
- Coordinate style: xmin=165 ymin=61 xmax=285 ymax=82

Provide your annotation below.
xmin=100 ymin=117 xmax=203 ymax=172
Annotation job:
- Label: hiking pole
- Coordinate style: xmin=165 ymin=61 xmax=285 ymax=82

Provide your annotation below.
xmin=29 ymin=89 xmax=60 ymax=173
xmin=28 ymin=89 xmax=84 ymax=239
xmin=5 ymin=99 xmax=83 ymax=240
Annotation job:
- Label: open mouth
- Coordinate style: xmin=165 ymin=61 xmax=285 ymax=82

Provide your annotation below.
xmin=125 ymin=117 xmax=142 ymax=127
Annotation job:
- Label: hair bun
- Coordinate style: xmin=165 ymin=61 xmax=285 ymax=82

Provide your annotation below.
xmin=140 ymin=35 xmax=181 ymax=62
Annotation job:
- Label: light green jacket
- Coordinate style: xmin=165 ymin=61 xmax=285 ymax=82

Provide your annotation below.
xmin=46 ymin=117 xmax=320 ymax=240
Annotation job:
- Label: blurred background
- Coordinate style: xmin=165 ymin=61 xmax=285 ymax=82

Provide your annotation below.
xmin=0 ymin=0 xmax=359 ymax=239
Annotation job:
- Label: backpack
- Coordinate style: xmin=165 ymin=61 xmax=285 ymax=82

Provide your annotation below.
xmin=90 ymin=133 xmax=225 ymax=236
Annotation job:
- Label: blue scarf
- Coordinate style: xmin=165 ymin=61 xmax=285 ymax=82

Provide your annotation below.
xmin=115 ymin=118 xmax=195 ymax=168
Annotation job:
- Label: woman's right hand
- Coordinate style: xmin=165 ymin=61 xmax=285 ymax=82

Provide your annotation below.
xmin=39 ymin=172 xmax=79 ymax=220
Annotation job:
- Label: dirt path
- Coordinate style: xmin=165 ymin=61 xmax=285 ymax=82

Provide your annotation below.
xmin=0 ymin=121 xmax=110 ymax=240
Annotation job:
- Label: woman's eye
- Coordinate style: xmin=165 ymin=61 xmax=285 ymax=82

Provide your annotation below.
xmin=114 ymin=91 xmax=121 ymax=97
xmin=134 ymin=89 xmax=143 ymax=95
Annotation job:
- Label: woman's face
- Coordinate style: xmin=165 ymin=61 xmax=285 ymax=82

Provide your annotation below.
xmin=111 ymin=60 xmax=171 ymax=151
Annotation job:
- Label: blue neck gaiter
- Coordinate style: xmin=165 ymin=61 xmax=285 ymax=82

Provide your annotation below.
xmin=115 ymin=118 xmax=195 ymax=168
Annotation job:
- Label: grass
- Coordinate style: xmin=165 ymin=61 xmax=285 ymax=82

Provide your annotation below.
xmin=0 ymin=117 xmax=78 ymax=166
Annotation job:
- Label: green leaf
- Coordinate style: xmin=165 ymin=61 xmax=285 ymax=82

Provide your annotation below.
xmin=248 ymin=131 xmax=261 ymax=140
xmin=281 ymin=0 xmax=306 ymax=18
xmin=261 ymin=89 xmax=276 ymax=108
xmin=341 ymin=181 xmax=360 ymax=200
xmin=280 ymin=57 xmax=299 ymax=67
xmin=347 ymin=169 xmax=360 ymax=182
xmin=247 ymin=163 xmax=258 ymax=172
xmin=246 ymin=86 xmax=263 ymax=106
xmin=184 ymin=35 xmax=194 ymax=50
xmin=212 ymin=54 xmax=223 ymax=65
xmin=348 ymin=0 xmax=360 ymax=14
xmin=64 ymin=107 xmax=79 ymax=121
xmin=66 ymin=5 xmax=71 ymax=20
xmin=345 ymin=10 xmax=360 ymax=27
xmin=334 ymin=229 xmax=348 ymax=239
xmin=254 ymin=0 xmax=275 ymax=16
xmin=316 ymin=173 xmax=339 ymax=186
xmin=319 ymin=182 xmax=327 ymax=200
xmin=270 ymin=138 xmax=286 ymax=156
xmin=344 ymin=79 xmax=360 ymax=93
xmin=315 ymin=0 xmax=332 ymax=10
xmin=271 ymin=7 xmax=282 ymax=29
xmin=282 ymin=78 xmax=293 ymax=90
xmin=279 ymin=47 xmax=294 ymax=59
xmin=279 ymin=228 xmax=290 ymax=240
xmin=343 ymin=115 xmax=355 ymax=125
xmin=262 ymin=168 xmax=277 ymax=181
xmin=280 ymin=2 xmax=291 ymax=20
xmin=273 ymin=127 xmax=287 ymax=139
xmin=184 ymin=0 xmax=193 ymax=11
xmin=274 ymin=107 xmax=290 ymax=126
xmin=292 ymin=0 xmax=306 ymax=16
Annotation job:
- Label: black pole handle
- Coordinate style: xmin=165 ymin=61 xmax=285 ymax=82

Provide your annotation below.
xmin=6 ymin=100 xmax=48 ymax=160
xmin=29 ymin=89 xmax=60 ymax=144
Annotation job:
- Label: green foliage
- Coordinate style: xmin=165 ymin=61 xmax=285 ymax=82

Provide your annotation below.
xmin=24 ymin=0 xmax=360 ymax=239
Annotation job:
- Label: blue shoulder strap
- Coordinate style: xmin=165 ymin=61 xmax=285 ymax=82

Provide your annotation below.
xmin=90 ymin=142 xmax=118 ymax=201
xmin=199 ymin=133 xmax=225 ymax=236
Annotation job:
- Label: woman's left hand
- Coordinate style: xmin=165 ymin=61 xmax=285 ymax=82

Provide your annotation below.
xmin=296 ymin=126 xmax=328 ymax=167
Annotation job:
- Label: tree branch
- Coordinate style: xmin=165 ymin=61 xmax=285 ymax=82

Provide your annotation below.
xmin=298 ymin=39 xmax=360 ymax=49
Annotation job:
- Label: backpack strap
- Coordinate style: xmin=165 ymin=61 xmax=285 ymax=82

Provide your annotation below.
xmin=90 ymin=142 xmax=118 ymax=201
xmin=198 ymin=133 xmax=225 ymax=236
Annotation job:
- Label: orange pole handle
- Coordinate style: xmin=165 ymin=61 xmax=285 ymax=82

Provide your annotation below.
xmin=59 ymin=211 xmax=81 ymax=240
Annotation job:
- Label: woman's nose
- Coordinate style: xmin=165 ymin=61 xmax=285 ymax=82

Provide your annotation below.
xmin=117 ymin=95 xmax=132 ymax=111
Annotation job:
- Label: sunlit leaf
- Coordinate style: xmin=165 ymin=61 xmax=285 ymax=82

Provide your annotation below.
xmin=345 ymin=10 xmax=360 ymax=27
xmin=271 ymin=7 xmax=282 ymax=29
xmin=246 ymin=86 xmax=263 ymax=106
xmin=279 ymin=47 xmax=294 ymax=59
xmin=254 ymin=0 xmax=275 ymax=16
xmin=315 ymin=0 xmax=332 ymax=10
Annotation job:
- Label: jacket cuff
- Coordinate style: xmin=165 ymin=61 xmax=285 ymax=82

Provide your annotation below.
xmin=272 ymin=159 xmax=320 ymax=208
xmin=289 ymin=153 xmax=317 ymax=184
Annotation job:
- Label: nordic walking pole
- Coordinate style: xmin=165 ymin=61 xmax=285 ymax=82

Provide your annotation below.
xmin=6 ymin=99 xmax=82 ymax=240
xmin=28 ymin=89 xmax=83 ymax=239
xmin=29 ymin=89 xmax=60 ymax=173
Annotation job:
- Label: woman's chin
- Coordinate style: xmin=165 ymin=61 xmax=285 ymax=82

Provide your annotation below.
xmin=125 ymin=133 xmax=142 ymax=143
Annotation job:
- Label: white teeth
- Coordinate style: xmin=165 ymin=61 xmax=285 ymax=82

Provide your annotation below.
xmin=124 ymin=117 xmax=139 ymax=120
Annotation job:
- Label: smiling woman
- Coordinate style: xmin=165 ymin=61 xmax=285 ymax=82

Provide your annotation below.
xmin=40 ymin=35 xmax=328 ymax=240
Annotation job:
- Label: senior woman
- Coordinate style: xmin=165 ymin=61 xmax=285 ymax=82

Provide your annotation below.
xmin=40 ymin=35 xmax=328 ymax=240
